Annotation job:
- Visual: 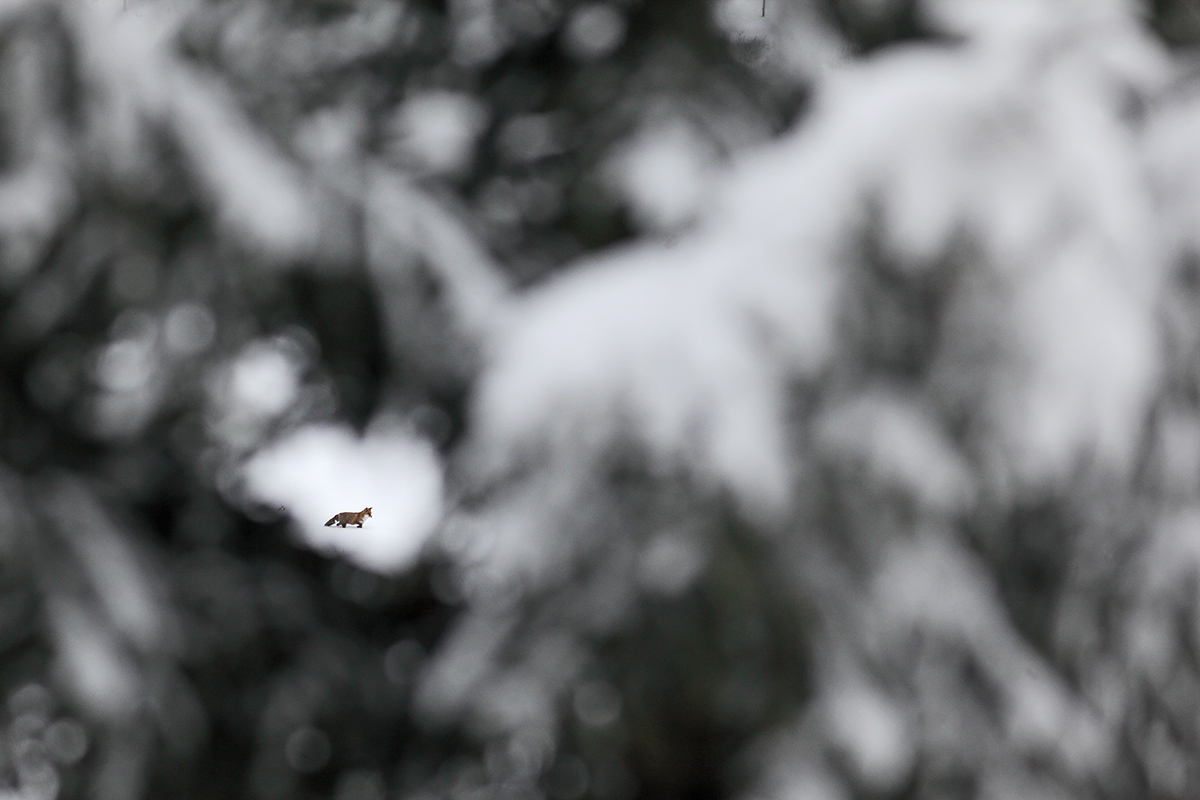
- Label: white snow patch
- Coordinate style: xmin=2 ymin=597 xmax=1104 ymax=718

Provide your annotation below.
xmin=244 ymin=422 xmax=444 ymax=573
xmin=609 ymin=122 xmax=715 ymax=232
xmin=825 ymin=683 xmax=914 ymax=792
xmin=388 ymin=91 xmax=489 ymax=177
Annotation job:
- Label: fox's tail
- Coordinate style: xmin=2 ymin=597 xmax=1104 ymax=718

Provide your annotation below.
xmin=324 ymin=515 xmax=338 ymax=526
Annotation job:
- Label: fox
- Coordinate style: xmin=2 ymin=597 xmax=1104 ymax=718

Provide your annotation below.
xmin=324 ymin=507 xmax=372 ymax=528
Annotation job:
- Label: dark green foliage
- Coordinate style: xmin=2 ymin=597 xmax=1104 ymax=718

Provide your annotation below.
xmin=1 ymin=2 xmax=1200 ymax=800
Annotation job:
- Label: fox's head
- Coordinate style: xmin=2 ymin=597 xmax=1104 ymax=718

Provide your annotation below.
xmin=364 ymin=507 xmax=373 ymax=517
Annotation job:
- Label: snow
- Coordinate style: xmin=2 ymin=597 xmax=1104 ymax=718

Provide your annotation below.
xmin=401 ymin=1 xmax=1177 ymax=783
xmin=72 ymin=0 xmax=319 ymax=260
xmin=243 ymin=422 xmax=444 ymax=574
xmin=387 ymin=91 xmax=489 ymax=177
xmin=815 ymin=390 xmax=977 ymax=515
xmin=825 ymin=682 xmax=913 ymax=792
xmin=470 ymin=6 xmax=1165 ymax=524
xmin=608 ymin=122 xmax=716 ymax=232
xmin=473 ymin=246 xmax=800 ymax=517
xmin=229 ymin=345 xmax=298 ymax=419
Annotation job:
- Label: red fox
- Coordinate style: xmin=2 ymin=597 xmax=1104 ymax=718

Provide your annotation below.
xmin=324 ymin=507 xmax=372 ymax=528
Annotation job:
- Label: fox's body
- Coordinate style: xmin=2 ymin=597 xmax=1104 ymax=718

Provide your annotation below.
xmin=324 ymin=507 xmax=372 ymax=527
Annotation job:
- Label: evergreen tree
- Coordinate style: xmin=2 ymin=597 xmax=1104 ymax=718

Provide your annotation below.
xmin=1 ymin=1 xmax=1199 ymax=799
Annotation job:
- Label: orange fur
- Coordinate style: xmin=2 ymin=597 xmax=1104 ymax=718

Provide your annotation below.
xmin=324 ymin=507 xmax=372 ymax=527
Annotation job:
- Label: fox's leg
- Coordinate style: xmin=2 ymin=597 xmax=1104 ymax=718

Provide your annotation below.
xmin=356 ymin=521 xmax=364 ymax=527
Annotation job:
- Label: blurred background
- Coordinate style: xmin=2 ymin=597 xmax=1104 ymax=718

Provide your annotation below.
xmin=3 ymin=0 xmax=1200 ymax=798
